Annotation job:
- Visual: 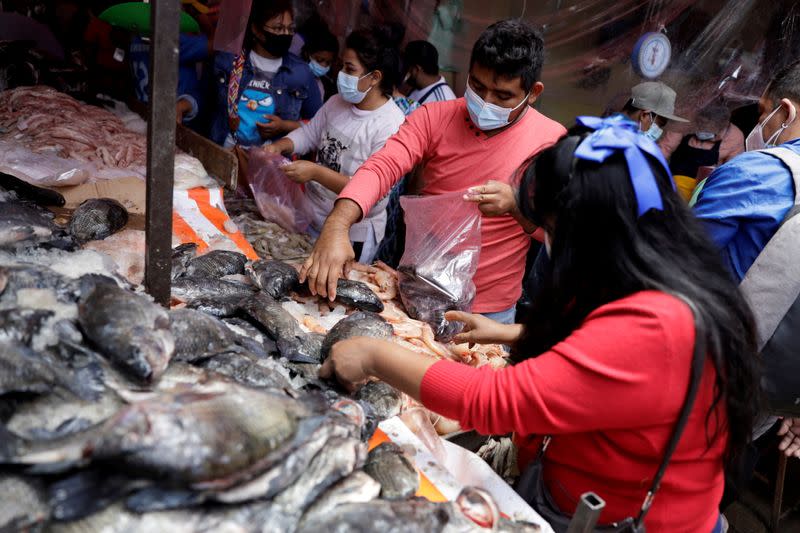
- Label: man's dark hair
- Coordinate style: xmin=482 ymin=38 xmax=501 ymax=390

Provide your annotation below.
xmin=404 ymin=40 xmax=439 ymax=76
xmin=767 ymin=59 xmax=800 ymax=104
xmin=470 ymin=19 xmax=544 ymax=91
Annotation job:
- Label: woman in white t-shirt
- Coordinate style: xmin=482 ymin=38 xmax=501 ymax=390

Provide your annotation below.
xmin=266 ymin=26 xmax=406 ymax=263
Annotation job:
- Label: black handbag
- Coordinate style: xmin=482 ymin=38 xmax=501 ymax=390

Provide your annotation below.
xmin=515 ymin=297 xmax=708 ymax=532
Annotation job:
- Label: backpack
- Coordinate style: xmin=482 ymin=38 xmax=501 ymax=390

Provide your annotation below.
xmin=739 ymin=147 xmax=800 ymax=415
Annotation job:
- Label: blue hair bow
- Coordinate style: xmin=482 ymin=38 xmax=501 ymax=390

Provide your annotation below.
xmin=574 ymin=115 xmax=674 ymax=217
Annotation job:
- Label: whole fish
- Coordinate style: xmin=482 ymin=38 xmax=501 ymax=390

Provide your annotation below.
xmin=335 ymin=279 xmax=384 ymax=312
xmin=240 ymin=293 xmax=323 ymax=364
xmin=7 ymin=391 xmax=122 ymax=441
xmin=198 ymin=351 xmax=293 ymax=390
xmin=186 ymin=296 xmax=243 ymax=318
xmin=321 ymin=311 xmax=393 ymax=359
xmin=171 ymin=276 xmax=256 ymax=304
xmin=68 ymin=198 xmax=128 ymax=243
xmin=1 ymin=383 xmax=317 ymax=487
xmin=0 ymin=199 xmax=58 ymax=248
xmin=0 ymin=474 xmax=50 ymax=532
xmin=78 ymin=284 xmax=174 ymax=384
xmin=300 ymin=471 xmax=381 ymax=522
xmin=254 ymin=436 xmax=367 ymax=532
xmin=0 ymin=341 xmax=101 ymax=401
xmin=169 ymin=308 xmax=246 ymax=362
xmin=247 ymin=259 xmax=299 ymax=299
xmin=297 ymin=498 xmax=451 ymax=533
xmin=0 ymin=263 xmax=78 ymax=304
xmin=171 ymin=242 xmax=197 ymax=280
xmin=184 ymin=250 xmax=247 ymax=278
xmin=363 ymin=442 xmax=419 ymax=500
xmin=355 ymin=381 xmax=403 ymax=421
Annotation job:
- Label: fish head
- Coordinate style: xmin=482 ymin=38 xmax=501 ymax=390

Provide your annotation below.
xmin=124 ymin=327 xmax=175 ymax=383
xmin=454 ymin=487 xmax=500 ymax=529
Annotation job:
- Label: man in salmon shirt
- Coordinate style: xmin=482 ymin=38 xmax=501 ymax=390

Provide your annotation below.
xmin=300 ymin=19 xmax=566 ymax=323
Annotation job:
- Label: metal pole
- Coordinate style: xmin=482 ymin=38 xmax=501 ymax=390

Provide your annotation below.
xmin=566 ymin=492 xmax=606 ymax=533
xmin=144 ymin=0 xmax=180 ymax=306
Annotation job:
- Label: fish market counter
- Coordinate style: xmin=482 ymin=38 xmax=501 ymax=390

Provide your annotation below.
xmin=0 ymin=86 xmax=551 ymax=532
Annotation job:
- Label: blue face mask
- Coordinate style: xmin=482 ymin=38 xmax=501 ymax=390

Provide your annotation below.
xmin=465 ymin=81 xmax=529 ymax=131
xmin=337 ymin=71 xmax=373 ymax=104
xmin=309 ymin=59 xmax=329 ymax=78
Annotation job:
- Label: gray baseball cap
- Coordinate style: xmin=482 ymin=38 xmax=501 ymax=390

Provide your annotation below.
xmin=630 ymin=81 xmax=689 ymax=123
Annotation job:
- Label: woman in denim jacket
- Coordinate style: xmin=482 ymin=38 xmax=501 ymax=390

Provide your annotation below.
xmin=209 ymin=0 xmax=322 ymax=147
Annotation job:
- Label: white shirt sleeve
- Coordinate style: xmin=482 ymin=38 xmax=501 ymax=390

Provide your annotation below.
xmin=287 ymin=99 xmax=329 ymax=155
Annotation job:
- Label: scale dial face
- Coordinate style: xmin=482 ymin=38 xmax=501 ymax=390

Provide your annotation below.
xmin=633 ymin=32 xmax=672 ymax=79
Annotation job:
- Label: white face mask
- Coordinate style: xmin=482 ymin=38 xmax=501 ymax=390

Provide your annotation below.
xmin=640 ymin=113 xmax=664 ymax=142
xmin=745 ymin=105 xmax=795 ymax=151
xmin=465 ymin=80 xmax=529 ymax=131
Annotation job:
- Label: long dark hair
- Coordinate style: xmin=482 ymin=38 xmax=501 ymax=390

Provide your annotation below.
xmin=244 ymin=0 xmax=294 ymax=51
xmin=515 ymin=135 xmax=761 ymax=472
xmin=344 ymin=26 xmax=401 ymax=97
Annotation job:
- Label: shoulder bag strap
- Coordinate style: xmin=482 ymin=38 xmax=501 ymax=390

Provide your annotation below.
xmin=417 ymin=82 xmax=448 ymax=104
xmin=634 ymin=295 xmax=707 ymax=525
xmin=739 ymin=146 xmax=800 ymax=349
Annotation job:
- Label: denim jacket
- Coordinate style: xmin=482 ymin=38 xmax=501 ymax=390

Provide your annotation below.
xmin=209 ymin=51 xmax=322 ymax=146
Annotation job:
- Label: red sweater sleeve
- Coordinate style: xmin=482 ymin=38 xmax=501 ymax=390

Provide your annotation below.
xmin=338 ymin=104 xmax=434 ymax=219
xmin=420 ymin=292 xmax=695 ymax=436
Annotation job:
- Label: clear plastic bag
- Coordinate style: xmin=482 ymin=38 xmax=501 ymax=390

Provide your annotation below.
xmin=247 ymin=148 xmax=313 ymax=234
xmin=0 ymin=141 xmax=93 ymax=186
xmin=398 ymin=192 xmax=481 ymax=342
xmin=214 ymin=0 xmax=253 ymax=54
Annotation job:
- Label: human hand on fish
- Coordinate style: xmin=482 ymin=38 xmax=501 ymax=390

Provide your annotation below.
xmin=463 ymin=180 xmax=517 ymax=217
xmin=444 ymin=311 xmax=523 ymax=345
xmin=320 ymin=337 xmax=435 ymax=399
xmin=300 ymin=212 xmax=357 ymax=299
xmin=283 ymin=161 xmax=319 ymax=184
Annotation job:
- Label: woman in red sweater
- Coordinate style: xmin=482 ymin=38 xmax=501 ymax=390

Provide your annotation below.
xmin=320 ymin=120 xmax=760 ymax=532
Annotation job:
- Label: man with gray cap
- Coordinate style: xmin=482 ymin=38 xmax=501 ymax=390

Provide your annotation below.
xmin=617 ymin=81 xmax=689 ymax=142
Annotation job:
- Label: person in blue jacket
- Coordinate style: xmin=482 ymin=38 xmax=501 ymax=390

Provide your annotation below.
xmin=209 ymin=0 xmax=322 ymax=147
xmin=129 ymin=33 xmax=211 ymax=127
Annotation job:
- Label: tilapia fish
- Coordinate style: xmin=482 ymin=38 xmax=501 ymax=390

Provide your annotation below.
xmin=184 ymin=250 xmax=247 ymax=278
xmin=171 ymin=242 xmax=197 ymax=280
xmin=321 ymin=311 xmax=393 ymax=359
xmin=0 ymin=199 xmax=58 ymax=248
xmin=241 ymin=292 xmax=323 ymax=364
xmin=1 ymin=383 xmax=319 ymax=488
xmin=363 ymin=442 xmax=419 ymax=501
xmin=68 ymin=198 xmax=128 ymax=243
xmin=355 ymin=381 xmax=403 ymax=421
xmin=0 ymin=263 xmax=78 ymax=304
xmin=300 ymin=470 xmax=381 ymax=522
xmin=171 ymin=276 xmax=256 ymax=304
xmin=169 ymin=308 xmax=247 ymax=362
xmin=78 ymin=284 xmax=174 ymax=384
xmin=198 ymin=352 xmax=293 ymax=390
xmin=335 ymin=279 xmax=384 ymax=312
xmin=247 ymin=259 xmax=299 ymax=299
xmin=296 ymin=498 xmax=451 ymax=533
xmin=0 ymin=341 xmax=102 ymax=401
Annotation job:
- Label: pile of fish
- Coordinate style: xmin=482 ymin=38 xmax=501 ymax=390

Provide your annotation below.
xmin=0 ymin=86 xmax=216 ymax=188
xmin=0 ymin=86 xmax=148 ymax=169
xmin=0 ymin=184 xmax=537 ymax=532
